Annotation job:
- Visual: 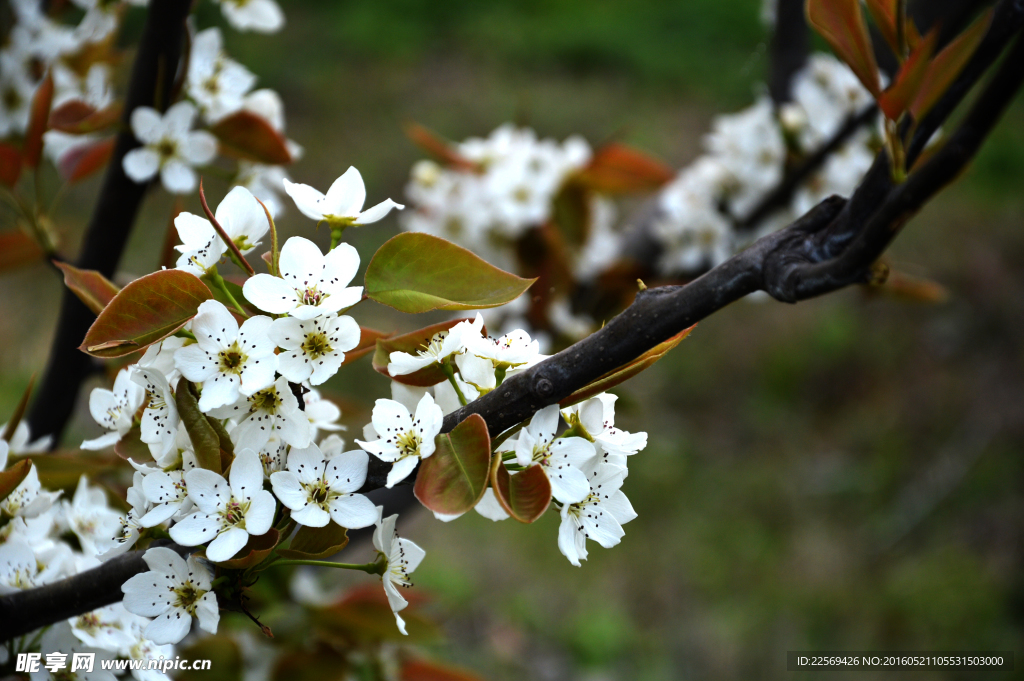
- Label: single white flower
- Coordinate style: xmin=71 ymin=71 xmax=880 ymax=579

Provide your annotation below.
xmin=557 ymin=459 xmax=636 ymax=567
xmin=174 ymin=186 xmax=269 ymax=275
xmin=356 ymin=393 xmax=443 ymax=488
xmin=468 ymin=329 xmax=540 ymax=369
xmin=269 ymin=443 xmax=376 ymax=529
xmin=564 ymin=393 xmax=647 ymax=467
xmin=242 ymin=237 xmax=362 ymax=320
xmin=1 ymin=464 xmax=61 ymax=519
xmin=186 ymin=27 xmax=256 ymax=123
xmin=174 ymin=300 xmax=277 ymax=412
xmin=371 ymin=507 xmax=425 ymax=636
xmin=513 ymin=404 xmax=594 ymax=504
xmin=131 ymin=367 xmax=179 ymax=459
xmin=169 ymin=449 xmax=275 ymax=562
xmin=210 ymin=376 xmax=311 ymax=452
xmin=283 ymin=166 xmax=403 ymax=226
xmin=215 ymin=0 xmax=285 ymax=33
xmin=68 ymin=602 xmax=136 ymax=654
xmin=121 ymin=547 xmax=219 ymax=645
xmin=122 ymin=102 xmax=217 ymax=194
xmin=387 ymin=315 xmax=484 ymax=376
xmin=61 ymin=475 xmax=123 ymax=558
xmin=82 ymin=368 xmax=145 ymax=450
xmin=270 ymin=313 xmax=360 ymax=385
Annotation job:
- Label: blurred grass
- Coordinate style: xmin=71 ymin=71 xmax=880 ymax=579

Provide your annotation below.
xmin=4 ymin=0 xmax=1024 ymax=678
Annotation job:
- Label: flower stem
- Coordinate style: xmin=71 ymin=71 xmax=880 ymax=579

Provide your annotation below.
xmin=441 ymin=363 xmax=468 ymax=406
xmin=268 ymin=557 xmax=385 ymax=575
xmin=208 ymin=267 xmax=249 ymax=319
xmin=199 ymin=178 xmax=255 ymax=276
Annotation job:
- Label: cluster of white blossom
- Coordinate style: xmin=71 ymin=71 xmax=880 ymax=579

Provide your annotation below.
xmin=651 ymin=54 xmax=878 ymax=275
xmin=400 ymin=124 xmax=613 ymax=277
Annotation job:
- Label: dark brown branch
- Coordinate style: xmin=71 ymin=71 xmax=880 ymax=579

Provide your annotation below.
xmin=25 ymin=1 xmax=193 ymax=444
xmin=768 ymin=0 xmax=809 ymax=104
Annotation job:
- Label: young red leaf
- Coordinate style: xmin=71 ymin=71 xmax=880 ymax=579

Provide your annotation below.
xmin=9 ymin=451 xmax=124 ymax=491
xmin=49 ymin=100 xmax=122 ymax=134
xmin=414 ymin=414 xmax=491 ymax=515
xmin=491 ymin=455 xmax=551 ymax=523
xmin=58 ymin=137 xmax=116 ymax=183
xmin=312 ymin=584 xmax=438 ymax=642
xmin=878 ymin=29 xmax=938 ymax=120
xmin=401 ymin=659 xmax=487 ymax=681
xmin=54 ymin=261 xmax=120 ymax=315
xmin=175 ymin=379 xmax=223 ymax=473
xmin=910 ymin=9 xmax=993 ymax=121
xmin=80 ymin=269 xmax=213 ymax=358
xmin=24 ymin=72 xmax=54 ymax=169
xmin=0 ymin=459 xmax=32 ymax=504
xmin=559 ymin=325 xmax=696 ymax=407
xmin=405 ymin=122 xmax=479 ymax=172
xmin=574 ymin=143 xmax=675 ymax=193
xmin=211 ymin=528 xmax=280 ymax=569
xmin=342 ymin=326 xmax=391 ymax=367
xmin=0 ymin=231 xmax=44 ymax=273
xmin=276 ymin=523 xmax=350 ymax=560
xmin=806 ymin=0 xmax=881 ymax=96
xmin=113 ymin=425 xmax=154 ymax=463
xmin=0 ymin=143 xmax=21 ymax=187
xmin=1 ymin=374 xmax=35 ymax=444
xmin=365 ymin=232 xmax=536 ymax=314
xmin=209 ymin=110 xmax=292 ymax=165
xmin=371 ymin=318 xmax=478 ymax=386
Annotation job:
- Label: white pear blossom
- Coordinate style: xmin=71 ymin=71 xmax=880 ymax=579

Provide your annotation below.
xmin=61 ymin=476 xmax=123 ymax=557
xmin=243 ymin=237 xmax=363 ymax=320
xmin=387 ymin=315 xmax=484 ymax=376
xmin=169 ymin=449 xmax=275 ymax=562
xmin=357 ymin=393 xmax=443 ymax=488
xmin=372 ymin=507 xmax=425 ymax=635
xmin=564 ymin=393 xmax=648 ymax=467
xmin=513 ymin=404 xmax=594 ymax=504
xmin=283 ymin=166 xmax=403 ymax=226
xmin=269 ymin=444 xmax=376 ymax=529
xmin=0 ymin=540 xmax=42 ymax=592
xmin=174 ymin=186 xmax=270 ymax=275
xmin=254 ymin=434 xmax=288 ymax=478
xmin=82 ymin=368 xmax=145 ymax=450
xmin=121 ymin=547 xmax=219 ymax=645
xmin=210 ymin=376 xmax=311 ymax=452
xmin=2 ymin=464 xmax=61 ymax=519
xmin=122 ymin=102 xmax=217 ymax=194
xmin=304 ymin=389 xmax=345 ymax=440
xmin=269 ymin=313 xmax=360 ymax=385
xmin=123 ymin=617 xmax=175 ymax=681
xmin=186 ymin=27 xmax=257 ymax=123
xmin=468 ymin=328 xmax=540 ymax=370
xmin=174 ymin=301 xmax=277 ymax=412
xmin=139 ymin=336 xmax=186 ymax=387
xmin=215 ymin=0 xmax=285 ymax=33
xmin=139 ymin=463 xmax=194 ymax=528
xmin=30 ymin=622 xmax=116 ymax=681
xmin=52 ymin=62 xmax=113 ymax=109
xmin=557 ymin=459 xmax=636 ymax=566
xmin=68 ymin=602 xmax=137 ymax=654
xmin=131 ymin=367 xmax=179 ymax=459
xmin=0 ymin=420 xmax=52 ymax=454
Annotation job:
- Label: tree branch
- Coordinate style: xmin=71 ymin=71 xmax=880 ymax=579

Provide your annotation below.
xmin=25 ymin=0 xmax=193 ymax=444
xmin=768 ymin=0 xmax=809 ymax=104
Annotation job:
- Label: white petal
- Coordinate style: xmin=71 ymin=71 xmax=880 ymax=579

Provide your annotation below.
xmin=322 ymin=166 xmax=365 ymax=217
xmin=160 ymin=160 xmax=197 ymax=194
xmin=169 ymin=512 xmax=222 ymax=546
xmin=282 ymin=179 xmax=326 ymax=221
xmin=193 ymin=300 xmax=239 ymax=348
xmin=184 ymin=131 xmax=217 ymax=165
xmin=242 ymin=490 xmax=276 ymax=536
xmin=354 ymin=198 xmax=403 ymax=225
xmin=243 ymin=274 xmax=298 ymax=315
xmin=291 ymin=503 xmax=330 ymax=527
xmin=197 ymin=373 xmax=241 ymax=411
xmin=173 ymin=345 xmax=216 ymax=383
xmin=205 ymin=526 xmax=249 ymax=562
xmin=229 ymin=449 xmax=264 ymax=501
xmin=325 ymin=450 xmax=368 ymax=493
xmin=122 ymin=148 xmax=159 ymax=182
xmin=557 ymin=511 xmax=582 ymax=567
xmin=144 ymin=610 xmax=192 ymax=645
xmin=473 ymin=488 xmax=509 ymax=522
xmin=327 ymin=494 xmax=377 ymax=529
xmin=184 ymin=469 xmax=230 ymax=512
xmin=194 ymin=592 xmax=220 ymax=633
xmin=278 ymin=236 xmax=324 ymax=286
xmin=385 ymin=457 xmax=418 ymax=488
xmin=547 ymin=464 xmax=590 ymax=504
xmin=163 ymin=101 xmax=197 ymax=136
xmin=319 ymin=242 xmax=359 ymax=294
xmin=269 ymin=471 xmax=308 ymax=511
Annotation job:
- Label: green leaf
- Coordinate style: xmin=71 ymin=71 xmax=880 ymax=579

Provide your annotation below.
xmin=0 ymin=459 xmax=32 ymax=504
xmin=807 ymin=0 xmax=881 ymax=97
xmin=175 ymin=378 xmax=222 ymax=473
xmin=364 ymin=233 xmax=536 ymax=313
xmin=277 ymin=523 xmax=349 ymax=560
xmin=372 ymin=318 xmax=477 ymax=387
xmin=113 ymin=425 xmax=153 ymax=464
xmin=414 ymin=414 xmax=491 ymax=515
xmin=910 ymin=9 xmax=993 ymax=121
xmin=55 ymin=262 xmax=120 ymax=316
xmin=878 ymin=28 xmax=937 ymax=120
xmin=209 ymin=110 xmax=292 ymax=165
xmin=80 ymin=269 xmax=212 ymax=358
xmin=559 ymin=325 xmax=696 ymax=408
xmin=491 ymin=455 xmax=551 ymax=524
xmin=211 ymin=528 xmax=280 ymax=569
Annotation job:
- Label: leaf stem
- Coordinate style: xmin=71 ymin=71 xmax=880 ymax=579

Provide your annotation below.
xmin=268 ymin=557 xmax=385 ymax=575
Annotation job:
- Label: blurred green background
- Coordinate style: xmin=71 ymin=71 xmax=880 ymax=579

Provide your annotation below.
xmin=4 ymin=0 xmax=1024 ymax=678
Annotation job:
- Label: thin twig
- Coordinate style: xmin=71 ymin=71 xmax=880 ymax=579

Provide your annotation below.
xmin=198 ymin=178 xmax=256 ymax=277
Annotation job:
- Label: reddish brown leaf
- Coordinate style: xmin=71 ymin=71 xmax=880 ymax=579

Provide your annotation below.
xmin=58 ymin=137 xmax=116 ymax=183
xmin=559 ymin=325 xmax=696 ymax=407
xmin=210 ymin=110 xmax=292 ymax=165
xmin=864 ymin=0 xmax=922 ymax=55
xmin=0 ymin=459 xmax=32 ymax=504
xmin=878 ymin=28 xmax=937 ymax=120
xmin=807 ymin=0 xmax=881 ymax=97
xmin=910 ymin=9 xmax=993 ymax=120
xmin=405 ymin=122 xmax=479 ymax=172
xmin=0 ymin=231 xmax=44 ymax=273
xmin=1 ymin=374 xmax=35 ymax=444
xmin=276 ymin=523 xmax=349 ymax=560
xmin=113 ymin=426 xmax=153 ymax=463
xmin=575 ymin=143 xmax=674 ymax=193
xmin=49 ymin=100 xmax=122 ymax=134
xmin=313 ymin=584 xmax=437 ymax=642
xmin=342 ymin=326 xmax=391 ymax=367
xmin=415 ymin=414 xmax=491 ymax=515
xmin=371 ymin=318 xmax=482 ymax=387
xmin=24 ymin=72 xmax=54 ymax=169
xmin=491 ymin=455 xmax=551 ymax=524
xmin=80 ymin=269 xmax=213 ymax=358
xmin=55 ymin=261 xmax=120 ymax=315
xmin=0 ymin=143 xmax=21 ymax=187
xmin=212 ymin=529 xmax=280 ymax=569
xmin=401 ymin=659 xmax=487 ymax=681
xmin=10 ymin=450 xmax=125 ymax=491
